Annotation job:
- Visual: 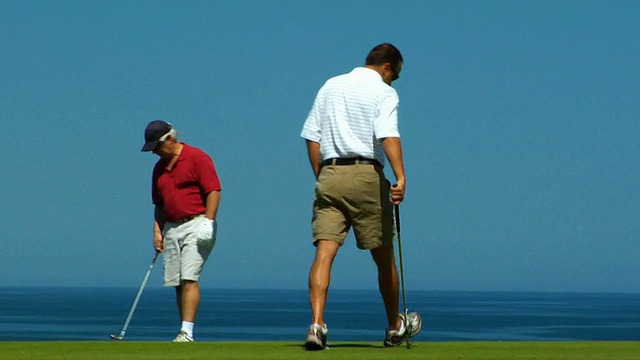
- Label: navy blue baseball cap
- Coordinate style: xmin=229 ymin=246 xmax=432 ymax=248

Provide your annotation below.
xmin=141 ymin=120 xmax=172 ymax=152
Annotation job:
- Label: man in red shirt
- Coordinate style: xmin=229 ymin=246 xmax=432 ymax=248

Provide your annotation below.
xmin=141 ymin=120 xmax=222 ymax=342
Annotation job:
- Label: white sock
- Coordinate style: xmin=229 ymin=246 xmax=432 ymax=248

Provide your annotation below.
xmin=181 ymin=321 xmax=194 ymax=337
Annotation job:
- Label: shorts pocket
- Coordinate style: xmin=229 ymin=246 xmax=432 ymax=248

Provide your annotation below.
xmin=197 ymin=218 xmax=217 ymax=249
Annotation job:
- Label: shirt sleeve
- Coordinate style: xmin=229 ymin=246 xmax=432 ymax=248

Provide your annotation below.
xmin=196 ymin=153 xmax=222 ymax=194
xmin=300 ymin=87 xmax=324 ymax=142
xmin=151 ymin=162 xmax=162 ymax=206
xmin=373 ymin=93 xmax=400 ymax=140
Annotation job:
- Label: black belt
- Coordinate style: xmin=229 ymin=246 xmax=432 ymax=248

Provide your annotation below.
xmin=175 ymin=214 xmax=203 ymax=224
xmin=321 ymin=157 xmax=382 ymax=167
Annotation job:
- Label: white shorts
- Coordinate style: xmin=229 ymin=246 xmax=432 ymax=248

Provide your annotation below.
xmin=162 ymin=215 xmax=217 ymax=287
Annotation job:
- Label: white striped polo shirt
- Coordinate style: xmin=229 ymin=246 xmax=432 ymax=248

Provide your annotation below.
xmin=300 ymin=67 xmax=400 ymax=166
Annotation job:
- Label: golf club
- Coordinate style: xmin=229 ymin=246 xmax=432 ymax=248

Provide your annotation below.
xmin=394 ymin=204 xmax=411 ymax=349
xmin=110 ymin=251 xmax=159 ymax=340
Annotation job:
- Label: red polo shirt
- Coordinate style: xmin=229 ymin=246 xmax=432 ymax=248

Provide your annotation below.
xmin=152 ymin=143 xmax=221 ymax=222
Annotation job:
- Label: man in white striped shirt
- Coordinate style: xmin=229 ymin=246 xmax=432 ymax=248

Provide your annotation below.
xmin=301 ymin=43 xmax=421 ymax=349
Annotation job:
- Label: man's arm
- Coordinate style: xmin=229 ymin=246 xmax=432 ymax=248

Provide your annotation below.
xmin=306 ymin=140 xmax=322 ymax=178
xmin=194 ymin=151 xmax=222 ymax=221
xmin=153 ymin=205 xmax=166 ymax=252
xmin=204 ymin=190 xmax=221 ymax=221
xmin=382 ymin=137 xmax=406 ymax=204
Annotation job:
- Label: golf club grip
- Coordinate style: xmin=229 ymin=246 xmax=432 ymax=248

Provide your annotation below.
xmin=394 ymin=204 xmax=401 ymax=233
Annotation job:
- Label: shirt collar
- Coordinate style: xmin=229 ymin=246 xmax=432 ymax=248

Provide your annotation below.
xmin=351 ymin=67 xmax=383 ymax=81
xmin=175 ymin=142 xmax=189 ymax=162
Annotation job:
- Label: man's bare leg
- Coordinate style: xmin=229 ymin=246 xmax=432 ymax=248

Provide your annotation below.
xmin=370 ymin=245 xmax=402 ymax=330
xmin=174 ymin=280 xmax=200 ymax=340
xmin=308 ymin=240 xmax=340 ymax=325
xmin=180 ymin=280 xmax=200 ymax=322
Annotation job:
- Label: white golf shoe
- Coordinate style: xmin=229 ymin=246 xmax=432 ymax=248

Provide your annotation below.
xmin=305 ymin=323 xmax=328 ymax=350
xmin=384 ymin=312 xmax=422 ymax=347
xmin=173 ymin=330 xmax=194 ymax=342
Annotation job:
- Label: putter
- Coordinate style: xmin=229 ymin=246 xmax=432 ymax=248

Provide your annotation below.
xmin=110 ymin=251 xmax=159 ymax=340
xmin=394 ymin=204 xmax=411 ymax=349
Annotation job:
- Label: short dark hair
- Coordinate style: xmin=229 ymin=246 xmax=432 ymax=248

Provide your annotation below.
xmin=365 ymin=43 xmax=403 ymax=71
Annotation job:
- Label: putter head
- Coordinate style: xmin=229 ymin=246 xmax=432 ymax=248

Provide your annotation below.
xmin=110 ymin=334 xmax=124 ymax=341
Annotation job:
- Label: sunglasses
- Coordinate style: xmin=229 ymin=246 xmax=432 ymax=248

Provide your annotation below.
xmin=153 ymin=131 xmax=173 ymax=151
xmin=389 ymin=65 xmax=400 ymax=81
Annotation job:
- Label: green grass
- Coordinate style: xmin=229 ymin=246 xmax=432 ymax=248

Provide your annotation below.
xmin=1 ymin=341 xmax=639 ymax=360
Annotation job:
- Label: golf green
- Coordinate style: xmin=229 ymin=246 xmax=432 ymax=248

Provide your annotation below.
xmin=1 ymin=341 xmax=638 ymax=359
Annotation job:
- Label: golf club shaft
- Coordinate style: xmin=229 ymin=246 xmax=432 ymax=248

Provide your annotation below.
xmin=394 ymin=204 xmax=410 ymax=348
xmin=117 ymin=252 xmax=159 ymax=338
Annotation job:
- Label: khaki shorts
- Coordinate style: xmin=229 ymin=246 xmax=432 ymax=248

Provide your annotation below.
xmin=162 ymin=215 xmax=217 ymax=287
xmin=311 ymin=163 xmax=394 ymax=249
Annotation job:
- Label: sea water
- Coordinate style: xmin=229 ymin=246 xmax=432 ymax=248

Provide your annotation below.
xmin=1 ymin=287 xmax=638 ymax=341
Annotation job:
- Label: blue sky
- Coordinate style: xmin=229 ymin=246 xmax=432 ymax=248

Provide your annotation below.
xmin=1 ymin=0 xmax=638 ymax=293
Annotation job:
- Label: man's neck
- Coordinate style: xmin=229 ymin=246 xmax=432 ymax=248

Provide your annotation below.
xmin=162 ymin=143 xmax=184 ymax=168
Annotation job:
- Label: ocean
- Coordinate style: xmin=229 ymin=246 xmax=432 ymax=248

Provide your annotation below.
xmin=1 ymin=287 xmax=639 ymax=342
